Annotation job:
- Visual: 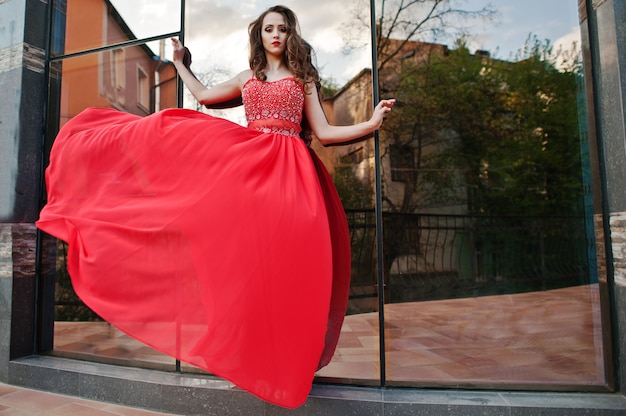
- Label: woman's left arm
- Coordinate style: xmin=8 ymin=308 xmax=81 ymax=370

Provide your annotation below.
xmin=303 ymin=84 xmax=395 ymax=146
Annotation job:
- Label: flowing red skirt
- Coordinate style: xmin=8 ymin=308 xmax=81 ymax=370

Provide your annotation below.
xmin=37 ymin=107 xmax=351 ymax=409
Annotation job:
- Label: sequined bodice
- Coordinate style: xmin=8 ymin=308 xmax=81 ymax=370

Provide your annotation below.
xmin=242 ymin=77 xmax=304 ymax=138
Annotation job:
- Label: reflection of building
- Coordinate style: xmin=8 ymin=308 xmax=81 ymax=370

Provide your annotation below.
xmin=314 ymin=68 xmax=375 ymax=178
xmin=321 ymin=39 xmax=453 ymax=213
xmin=319 ymin=40 xmax=466 ymax=293
xmin=59 ymin=0 xmax=177 ymax=126
xmin=324 ymin=38 xmax=593 ymax=303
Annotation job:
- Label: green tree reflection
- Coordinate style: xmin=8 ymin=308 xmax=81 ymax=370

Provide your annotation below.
xmin=370 ymin=35 xmax=590 ymax=302
xmin=384 ymin=36 xmax=584 ymax=217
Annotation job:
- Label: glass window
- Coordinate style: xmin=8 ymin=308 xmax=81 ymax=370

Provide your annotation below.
xmin=46 ymin=39 xmax=179 ymax=368
xmin=371 ymin=0 xmax=608 ymax=389
xmin=50 ymin=0 xmax=181 ymax=57
xmin=111 ymin=48 xmax=125 ymax=90
xmin=137 ymin=66 xmax=149 ymax=110
xmin=45 ymin=0 xmax=180 ymax=370
xmin=43 ymin=0 xmax=610 ymax=394
xmin=389 ymin=143 xmax=414 ymax=182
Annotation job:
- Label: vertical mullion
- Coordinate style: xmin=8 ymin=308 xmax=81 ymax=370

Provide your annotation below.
xmin=175 ymin=0 xmax=186 ymax=373
xmin=177 ymin=0 xmax=186 ymax=110
xmin=369 ymin=0 xmax=386 ymax=387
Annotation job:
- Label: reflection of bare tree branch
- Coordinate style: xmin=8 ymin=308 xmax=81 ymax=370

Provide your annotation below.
xmin=343 ymin=0 xmax=498 ymax=74
xmin=188 ymin=65 xmax=233 ymax=112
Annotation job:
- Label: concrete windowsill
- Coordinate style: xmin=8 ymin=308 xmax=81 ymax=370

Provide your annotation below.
xmin=7 ymin=355 xmax=626 ymax=415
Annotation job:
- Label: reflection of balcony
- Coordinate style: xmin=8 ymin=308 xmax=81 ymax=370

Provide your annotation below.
xmin=345 ymin=211 xmax=594 ymax=308
xmin=52 ymin=284 xmax=604 ymax=386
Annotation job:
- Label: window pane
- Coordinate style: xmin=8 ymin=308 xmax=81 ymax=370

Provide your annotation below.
xmin=51 ymin=244 xmax=177 ymax=370
xmin=55 ymin=43 xmax=177 ymax=125
xmin=45 ymin=0 xmax=610 ymax=393
xmin=48 ymin=16 xmax=178 ymax=369
xmin=180 ymin=0 xmax=380 ymax=382
xmin=51 ymin=0 xmax=181 ymax=57
xmin=375 ymin=0 xmax=607 ymax=388
xmin=316 ymin=107 xmax=380 ymax=381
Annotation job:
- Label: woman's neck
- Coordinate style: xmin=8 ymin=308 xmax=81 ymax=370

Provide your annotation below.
xmin=264 ymin=57 xmax=292 ymax=81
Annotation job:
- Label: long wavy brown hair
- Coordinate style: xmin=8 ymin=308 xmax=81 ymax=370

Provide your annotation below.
xmin=248 ymin=5 xmax=320 ymax=89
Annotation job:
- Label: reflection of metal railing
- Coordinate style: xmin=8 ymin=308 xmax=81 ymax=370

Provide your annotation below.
xmin=345 ymin=210 xmax=593 ymax=310
xmin=53 ymin=211 xmax=593 ymax=318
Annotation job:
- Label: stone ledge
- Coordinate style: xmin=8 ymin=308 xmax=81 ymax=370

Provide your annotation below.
xmin=8 ymin=355 xmax=626 ymax=415
xmin=0 ymin=225 xmax=12 ymax=279
xmin=0 ymin=43 xmax=45 ymax=74
xmin=611 ymin=212 xmax=626 ymax=286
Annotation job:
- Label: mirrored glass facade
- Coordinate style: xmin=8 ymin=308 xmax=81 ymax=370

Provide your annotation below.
xmin=42 ymin=0 xmax=611 ymax=392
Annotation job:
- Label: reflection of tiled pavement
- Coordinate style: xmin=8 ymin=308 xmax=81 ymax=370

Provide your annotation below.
xmin=53 ymin=322 xmax=176 ymax=370
xmin=318 ymin=284 xmax=605 ymax=386
xmin=54 ymin=285 xmax=605 ymax=387
xmin=0 ymin=382 xmax=178 ymax=415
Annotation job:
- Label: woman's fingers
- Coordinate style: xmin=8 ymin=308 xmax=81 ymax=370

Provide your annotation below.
xmin=171 ymin=38 xmax=186 ymax=63
xmin=171 ymin=38 xmax=183 ymax=50
xmin=378 ymin=99 xmax=395 ymax=115
xmin=381 ymin=99 xmax=396 ymax=109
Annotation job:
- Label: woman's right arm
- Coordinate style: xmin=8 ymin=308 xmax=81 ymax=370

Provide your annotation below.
xmin=171 ymin=38 xmax=248 ymax=106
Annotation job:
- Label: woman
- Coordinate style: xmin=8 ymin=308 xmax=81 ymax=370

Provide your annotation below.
xmin=37 ymin=5 xmax=394 ymax=409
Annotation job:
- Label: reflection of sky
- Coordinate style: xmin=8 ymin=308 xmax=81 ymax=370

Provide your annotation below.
xmin=110 ymin=0 xmax=581 ymax=85
xmin=463 ymin=0 xmax=580 ymax=60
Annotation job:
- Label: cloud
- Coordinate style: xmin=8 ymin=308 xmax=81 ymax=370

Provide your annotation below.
xmin=185 ymin=0 xmax=251 ymax=42
xmin=110 ymin=0 xmax=179 ymax=37
xmin=552 ymin=26 xmax=582 ymax=70
xmin=139 ymin=2 xmax=169 ymax=19
xmin=461 ymin=0 xmax=579 ymax=60
xmin=179 ymin=0 xmax=366 ymax=83
xmin=554 ymin=27 xmax=581 ymax=52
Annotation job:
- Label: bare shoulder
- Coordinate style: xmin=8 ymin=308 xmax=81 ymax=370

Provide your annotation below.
xmin=236 ymin=69 xmax=253 ymax=87
xmin=302 ymin=78 xmax=320 ymax=94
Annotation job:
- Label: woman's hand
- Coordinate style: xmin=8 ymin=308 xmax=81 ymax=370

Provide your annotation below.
xmin=171 ymin=38 xmax=186 ymax=64
xmin=169 ymin=38 xmax=247 ymax=106
xmin=369 ymin=99 xmax=396 ymax=130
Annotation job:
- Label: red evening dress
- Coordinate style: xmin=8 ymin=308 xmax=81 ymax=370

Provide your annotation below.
xmin=36 ymin=76 xmax=351 ymax=409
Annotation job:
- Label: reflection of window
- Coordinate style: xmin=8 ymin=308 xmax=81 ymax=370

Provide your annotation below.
xmin=339 ymin=147 xmax=365 ymax=165
xmin=390 ymin=143 xmax=414 ymax=182
xmin=111 ymin=48 xmax=125 ymax=90
xmin=137 ymin=66 xmax=149 ymax=111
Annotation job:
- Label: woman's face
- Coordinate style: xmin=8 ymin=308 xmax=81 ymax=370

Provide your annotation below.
xmin=261 ymin=12 xmax=288 ymax=57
